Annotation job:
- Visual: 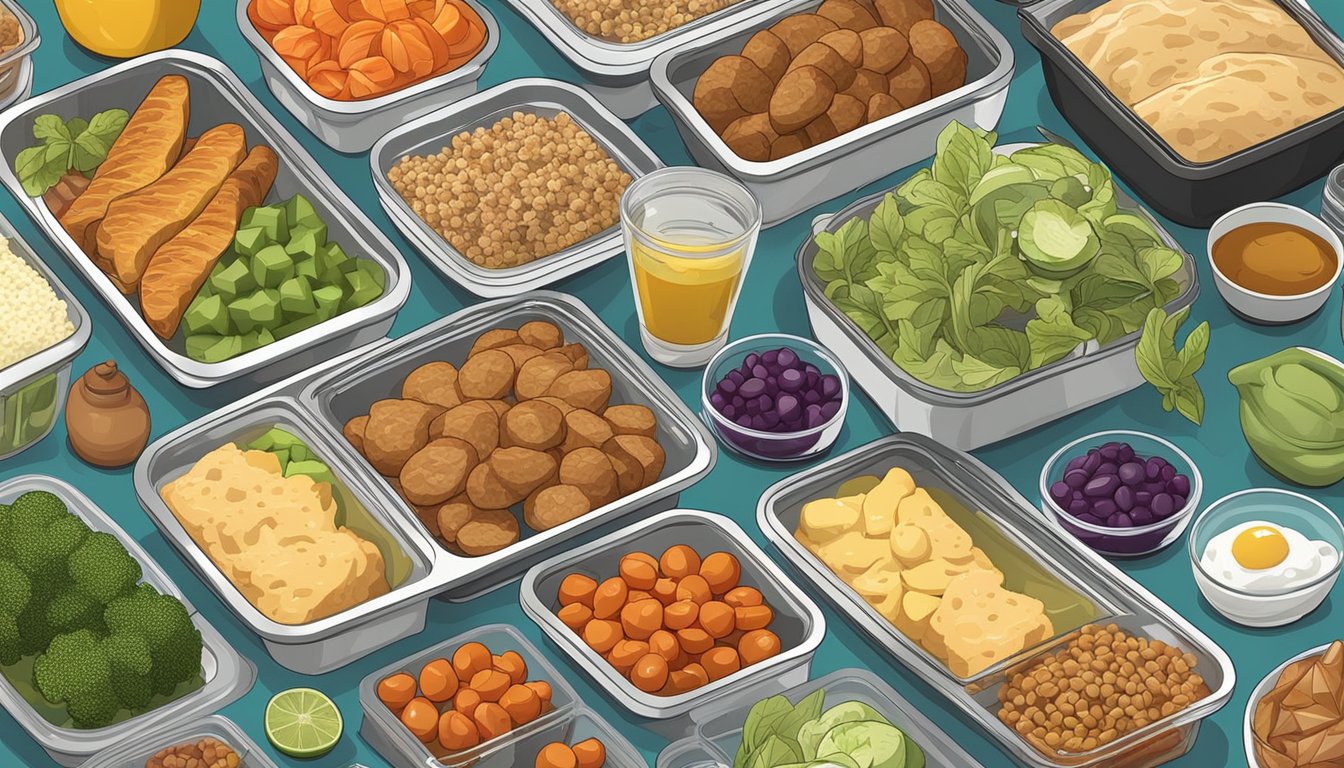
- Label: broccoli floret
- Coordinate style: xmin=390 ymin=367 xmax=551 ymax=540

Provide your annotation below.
xmin=67 ymin=532 xmax=142 ymax=604
xmin=100 ymin=631 xmax=153 ymax=710
xmin=33 ymin=630 xmax=119 ymax=729
xmin=0 ymin=559 xmax=30 ymax=665
xmin=8 ymin=492 xmax=87 ymax=582
xmin=0 ymin=502 xmax=11 ymax=557
xmin=15 ymin=577 xmax=59 ymax=657
xmin=45 ymin=589 xmax=104 ymax=635
xmin=103 ymin=584 xmax=201 ymax=696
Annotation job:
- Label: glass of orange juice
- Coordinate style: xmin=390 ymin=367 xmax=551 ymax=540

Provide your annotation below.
xmin=620 ymin=167 xmax=761 ymax=368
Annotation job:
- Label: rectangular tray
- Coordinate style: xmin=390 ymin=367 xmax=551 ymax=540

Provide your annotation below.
xmin=235 ymin=0 xmax=499 ymax=152
xmin=301 ymin=290 xmax=716 ymax=600
xmin=0 ymin=49 xmax=410 ymax=389
xmin=0 ymin=476 xmax=255 ymax=766
xmin=370 ymin=78 xmax=664 ymax=298
xmin=0 ymin=211 xmax=91 ymax=461
xmin=1018 ymin=0 xmax=1344 ymax=227
xmin=358 ymin=623 xmax=581 ymax=767
xmin=496 ymin=0 xmax=795 ymax=118
xmin=796 ymin=140 xmax=1200 ymax=451
xmin=81 ymin=714 xmax=278 ymax=768
xmin=521 ymin=509 xmax=825 ymax=728
xmin=133 ymin=397 xmax=441 ymax=675
xmin=756 ymin=434 xmax=1235 ymax=767
xmin=657 ymin=668 xmax=984 ymax=767
xmin=649 ymin=0 xmax=1013 ymax=227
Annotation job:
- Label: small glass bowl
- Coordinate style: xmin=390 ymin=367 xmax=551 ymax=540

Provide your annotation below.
xmin=1243 ymin=643 xmax=1335 ymax=767
xmin=700 ymin=333 xmax=848 ymax=462
xmin=1039 ymin=430 xmax=1202 ymax=557
xmin=1189 ymin=489 xmax=1344 ymax=628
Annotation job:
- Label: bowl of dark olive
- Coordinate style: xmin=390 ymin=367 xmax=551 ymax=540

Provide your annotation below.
xmin=700 ymin=333 xmax=848 ymax=462
xmin=1039 ymin=430 xmax=1202 ymax=558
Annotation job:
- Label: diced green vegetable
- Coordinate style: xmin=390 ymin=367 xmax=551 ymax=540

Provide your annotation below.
xmin=278 ymin=276 xmax=316 ymax=317
xmin=182 ymin=295 xmax=228 ymax=337
xmin=233 ymin=227 xmax=270 ymax=258
xmin=210 ymin=259 xmax=255 ymax=301
xmin=243 ymin=205 xmax=289 ymax=243
xmin=251 ymin=245 xmax=295 ymax=289
xmin=313 ymin=285 xmax=344 ymax=321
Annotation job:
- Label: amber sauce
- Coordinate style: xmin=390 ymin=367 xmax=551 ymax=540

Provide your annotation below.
xmin=1212 ymin=222 xmax=1337 ymax=296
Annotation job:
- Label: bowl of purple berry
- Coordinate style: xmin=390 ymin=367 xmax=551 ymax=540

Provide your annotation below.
xmin=1039 ymin=431 xmax=1202 ymax=557
xmin=701 ymin=334 xmax=849 ymax=462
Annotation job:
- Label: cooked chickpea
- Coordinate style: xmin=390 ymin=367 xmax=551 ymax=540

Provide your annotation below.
xmin=659 ymin=544 xmax=701 ymax=579
xmin=473 ymin=702 xmax=513 ymax=740
xmin=662 ymin=599 xmax=699 ymax=631
xmin=582 ymin=618 xmax=624 ymax=654
xmin=631 ymin=652 xmax=670 ymax=693
xmin=558 ymin=573 xmax=598 ymax=607
xmin=499 ymin=683 xmax=543 ymax=724
xmin=620 ymin=598 xmax=664 ymax=640
xmin=697 ymin=601 xmax=736 ymax=639
xmin=400 ymin=697 xmax=439 ymax=743
xmin=676 ymin=574 xmax=713 ymax=605
xmin=676 ymin=627 xmax=715 ymax=655
xmin=738 ymin=629 xmax=782 ymax=665
xmin=723 ymin=586 xmax=763 ymax=608
xmin=648 ymin=629 xmax=680 ymax=663
xmin=734 ymin=604 xmax=774 ymax=631
xmin=377 ymin=672 xmax=417 ymax=714
xmin=652 ymin=578 xmax=679 ymax=605
xmin=438 ymin=710 xmax=480 ymax=752
xmin=470 ymin=669 xmax=512 ymax=702
xmin=545 ymin=0 xmax=743 ymax=43
xmin=453 ymin=642 xmax=493 ymax=683
xmin=453 ymin=687 xmax=482 ymax=719
xmin=699 ymin=552 xmax=741 ymax=595
xmin=592 ymin=577 xmax=629 ymax=620
xmin=419 ymin=658 xmax=459 ymax=703
xmin=701 ymin=646 xmax=742 ymax=681
xmin=606 ymin=639 xmax=650 ymax=675
xmin=619 ymin=552 xmax=660 ymax=590
xmin=494 ymin=651 xmax=529 ymax=685
xmin=572 ymin=737 xmax=607 ymax=768
xmin=559 ymin=602 xmax=594 ymax=631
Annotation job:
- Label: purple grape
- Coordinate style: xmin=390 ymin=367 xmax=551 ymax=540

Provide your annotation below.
xmin=1077 ymin=513 xmax=1104 ymax=526
xmin=1172 ymin=494 xmax=1186 ymax=512
xmin=1100 ymin=443 xmax=1120 ymax=461
xmin=1083 ymin=452 xmax=1101 ymax=473
xmin=1066 ymin=455 xmax=1086 ymax=473
xmin=760 ymin=412 xmax=780 ymax=430
xmin=1118 ymin=462 xmax=1144 ymax=486
xmin=806 ymin=371 xmax=820 ymax=388
xmin=722 ymin=404 xmax=737 ymax=420
xmin=1145 ymin=458 xmax=1162 ymax=480
xmin=728 ymin=369 xmax=745 ymax=386
xmin=1115 ymin=486 xmax=1134 ymax=512
xmin=1068 ymin=499 xmax=1089 ymax=516
xmin=1093 ymin=499 xmax=1118 ymax=518
xmin=1135 ymin=491 xmax=1152 ymax=506
xmin=804 ymin=390 xmax=821 ymax=404
xmin=1084 ymin=475 xmax=1120 ymax=498
xmin=756 ymin=394 xmax=773 ymax=412
xmin=1108 ymin=513 xmax=1134 ymax=528
xmin=778 ymin=348 xmax=798 ymax=367
xmin=740 ymin=379 xmax=765 ymax=398
xmin=1130 ymin=507 xmax=1154 ymax=525
xmin=763 ymin=379 xmax=780 ymax=396
xmin=1071 ymin=490 xmax=1083 ymax=502
xmin=805 ymin=404 xmax=825 ymax=428
xmin=776 ymin=394 xmax=800 ymax=420
xmin=804 ymin=363 xmax=819 ymax=375
xmin=745 ymin=398 xmax=760 ymax=415
xmin=1152 ymin=493 xmax=1174 ymax=518
xmin=1160 ymin=464 xmax=1176 ymax=482
xmin=752 ymin=364 xmax=768 ymax=380
xmin=732 ymin=395 xmax=744 ymax=409
xmin=1118 ymin=444 xmax=1135 ymax=462
xmin=750 ymin=415 xmax=767 ymax=431
xmin=780 ymin=369 xmax=805 ymax=392
xmin=820 ymin=400 xmax=841 ymax=421
xmin=1170 ymin=475 xmax=1191 ymax=497
xmin=744 ymin=353 xmax=759 ymax=369
xmin=735 ymin=414 xmax=752 ymax=428
xmin=763 ymin=349 xmax=779 ymax=366
xmin=821 ymin=375 xmax=841 ymax=399
xmin=710 ymin=392 xmax=725 ymax=409
xmin=1063 ymin=469 xmax=1088 ymax=489
xmin=1051 ymin=482 xmax=1071 ymax=503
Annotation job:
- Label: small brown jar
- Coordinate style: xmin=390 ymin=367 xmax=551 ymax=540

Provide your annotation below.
xmin=65 ymin=360 xmax=151 ymax=468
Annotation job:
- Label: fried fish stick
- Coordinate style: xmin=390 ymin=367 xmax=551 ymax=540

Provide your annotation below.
xmin=140 ymin=145 xmax=279 ymax=340
xmin=59 ymin=74 xmax=189 ymax=256
xmin=98 ymin=123 xmax=247 ymax=291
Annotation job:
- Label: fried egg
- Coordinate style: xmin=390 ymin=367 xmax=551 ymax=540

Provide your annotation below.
xmin=1201 ymin=520 xmax=1339 ymax=593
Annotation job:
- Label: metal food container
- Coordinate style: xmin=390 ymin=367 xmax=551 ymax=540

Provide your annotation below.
xmin=757 ymin=434 xmax=1235 ymax=768
xmin=358 ymin=624 xmax=583 ymax=767
xmin=0 ymin=50 xmax=411 ymax=389
xmin=798 ymin=142 xmax=1200 ymax=450
xmin=657 ymin=668 xmax=984 ymax=767
xmin=302 ymin=290 xmax=717 ymax=600
xmin=497 ymin=0 xmax=795 ymax=118
xmin=370 ymin=78 xmax=664 ymax=298
xmin=1242 ymin=643 xmax=1330 ymax=768
xmin=649 ymin=0 xmax=1013 ymax=227
xmin=1321 ymin=163 xmax=1344 ymax=235
xmin=1019 ymin=0 xmax=1344 ymax=227
xmin=521 ymin=509 xmax=826 ymax=731
xmin=0 ymin=214 xmax=91 ymax=461
xmin=81 ymin=714 xmax=277 ymax=768
xmin=0 ymin=0 xmax=38 ymax=112
xmin=0 ymin=476 xmax=256 ymax=767
xmin=234 ymin=0 xmax=499 ymax=153
xmin=133 ymin=398 xmax=442 ymax=675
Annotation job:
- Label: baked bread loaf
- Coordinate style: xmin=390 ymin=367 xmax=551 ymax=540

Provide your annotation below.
xmin=1053 ymin=0 xmax=1344 ymax=163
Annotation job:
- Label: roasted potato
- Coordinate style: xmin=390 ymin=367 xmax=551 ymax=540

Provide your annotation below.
xmin=874 ymin=0 xmax=933 ymax=33
xmin=457 ymin=349 xmax=516 ymax=400
xmin=515 ymin=352 xmax=575 ymax=400
xmin=817 ymin=0 xmax=879 ymax=30
xmin=400 ymin=437 xmax=479 ymax=507
xmin=432 ymin=401 xmax=501 ymax=459
xmin=604 ymin=404 xmax=658 ymax=438
xmin=770 ymin=14 xmax=839 ymax=57
xmin=741 ymin=30 xmax=792 ymax=83
xmin=693 ymin=56 xmax=775 ymax=133
xmin=518 ymin=320 xmax=564 ymax=350
xmin=343 ymin=415 xmax=369 ymax=455
xmin=457 ymin=509 xmax=520 ymax=556
xmin=402 ymin=361 xmax=462 ymax=409
xmin=770 ymin=65 xmax=837 ymax=134
xmin=563 ymin=409 xmax=616 ymax=453
xmin=363 ymin=399 xmax=445 ymax=477
xmin=524 ymin=485 xmax=593 ymax=532
xmin=545 ymin=369 xmax=612 ymax=413
xmin=560 ymin=447 xmax=620 ymax=507
xmin=469 ymin=329 xmax=522 ymax=357
xmin=500 ymin=400 xmax=566 ymax=451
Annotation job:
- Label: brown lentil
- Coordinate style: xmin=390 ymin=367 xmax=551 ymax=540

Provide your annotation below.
xmin=387 ymin=112 xmax=631 ymax=270
xmin=145 ymin=737 xmax=241 ymax=768
xmin=546 ymin=0 xmax=745 ymax=43
xmin=996 ymin=623 xmax=1210 ymax=756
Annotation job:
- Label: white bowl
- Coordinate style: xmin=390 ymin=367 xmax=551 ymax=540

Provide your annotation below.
xmin=1207 ymin=202 xmax=1343 ymax=325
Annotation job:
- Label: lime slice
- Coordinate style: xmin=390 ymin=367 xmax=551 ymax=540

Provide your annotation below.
xmin=265 ymin=687 xmax=343 ymax=759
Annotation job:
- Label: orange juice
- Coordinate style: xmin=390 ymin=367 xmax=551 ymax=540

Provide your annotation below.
xmin=621 ymin=168 xmax=761 ymax=368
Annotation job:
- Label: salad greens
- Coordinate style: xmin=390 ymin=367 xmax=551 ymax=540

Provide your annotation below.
xmin=735 ymin=689 xmax=925 ymax=768
xmin=813 ymin=121 xmax=1187 ymax=393
xmin=14 ymin=109 xmax=129 ymax=197
xmin=1136 ymin=306 xmax=1210 ymax=425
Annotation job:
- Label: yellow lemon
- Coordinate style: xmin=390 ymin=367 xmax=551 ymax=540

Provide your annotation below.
xmin=54 ymin=0 xmax=200 ymax=59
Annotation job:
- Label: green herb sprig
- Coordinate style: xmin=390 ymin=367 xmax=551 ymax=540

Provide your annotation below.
xmin=14 ymin=109 xmax=129 ymax=197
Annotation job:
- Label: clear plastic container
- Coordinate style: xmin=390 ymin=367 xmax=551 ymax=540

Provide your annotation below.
xmin=756 ymin=434 xmax=1236 ymax=767
xmin=0 ymin=476 xmax=256 ymax=767
xmin=358 ymin=624 xmax=582 ymax=767
xmin=370 ymin=79 xmax=664 ymax=298
xmin=700 ymin=333 xmax=847 ymax=462
xmin=796 ymin=141 xmax=1200 ymax=450
xmin=1242 ymin=643 xmax=1334 ymax=768
xmin=0 ymin=0 xmax=38 ymax=111
xmin=658 ymin=668 xmax=984 ymax=767
xmin=235 ymin=0 xmax=499 ymax=153
xmin=301 ymin=290 xmax=716 ymax=601
xmin=0 ymin=213 xmax=91 ymax=461
xmin=520 ymin=509 xmax=825 ymax=731
xmin=497 ymin=0 xmax=795 ymax=118
xmin=1190 ymin=489 xmax=1344 ymax=628
xmin=0 ymin=50 xmax=411 ymax=389
xmin=133 ymin=399 xmax=441 ymax=675
xmin=1039 ymin=430 xmax=1202 ymax=557
xmin=81 ymin=714 xmax=277 ymax=768
xmin=649 ymin=0 xmax=1013 ymax=227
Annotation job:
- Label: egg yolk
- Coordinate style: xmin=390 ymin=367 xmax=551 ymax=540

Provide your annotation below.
xmin=1232 ymin=525 xmax=1290 ymax=570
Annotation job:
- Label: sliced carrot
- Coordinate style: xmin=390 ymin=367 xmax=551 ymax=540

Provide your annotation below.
xmin=383 ymin=21 xmax=436 ymax=77
xmin=254 ymin=0 xmax=297 ymax=28
xmin=306 ymin=34 xmax=335 ymax=70
xmin=273 ymin=24 xmax=324 ymax=59
xmin=308 ymin=60 xmax=348 ymax=98
xmin=337 ymin=19 xmax=384 ymax=68
xmin=356 ymin=0 xmax=411 ymax=22
xmin=412 ymin=17 xmax=452 ymax=71
xmin=311 ymin=0 xmax=353 ymax=36
xmin=348 ymin=55 xmax=397 ymax=97
xmin=430 ymin=2 xmax=466 ymax=46
xmin=448 ymin=16 xmax=484 ymax=57
xmin=293 ymin=0 xmax=314 ymax=25
xmin=408 ymin=0 xmax=441 ymax=21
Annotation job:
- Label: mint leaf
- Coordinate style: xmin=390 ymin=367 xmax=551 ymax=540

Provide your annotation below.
xmin=16 ymin=142 xmax=68 ymax=197
xmin=1136 ymin=306 xmax=1209 ymax=425
xmin=869 ymin=193 xmax=904 ymax=256
xmin=1027 ymin=295 xmax=1091 ymax=368
xmin=84 ymin=108 xmax=129 ymax=146
xmin=64 ymin=117 xmax=89 ymax=138
xmin=32 ymin=114 xmax=71 ymax=144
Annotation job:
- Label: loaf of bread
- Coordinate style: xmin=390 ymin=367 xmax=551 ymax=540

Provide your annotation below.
xmin=1053 ymin=0 xmax=1344 ymax=163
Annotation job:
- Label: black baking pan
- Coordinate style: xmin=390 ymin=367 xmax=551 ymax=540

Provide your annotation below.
xmin=1019 ymin=0 xmax=1344 ymax=227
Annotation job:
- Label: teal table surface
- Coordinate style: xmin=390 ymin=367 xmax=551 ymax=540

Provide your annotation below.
xmin=5 ymin=1 xmax=1344 ymax=766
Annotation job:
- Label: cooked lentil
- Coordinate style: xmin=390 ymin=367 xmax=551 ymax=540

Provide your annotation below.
xmin=997 ymin=623 xmax=1210 ymax=756
xmin=145 ymin=737 xmax=242 ymax=768
xmin=0 ymin=240 xmax=74 ymax=370
xmin=546 ymin=0 xmax=745 ymax=43
xmin=387 ymin=112 xmax=631 ymax=270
